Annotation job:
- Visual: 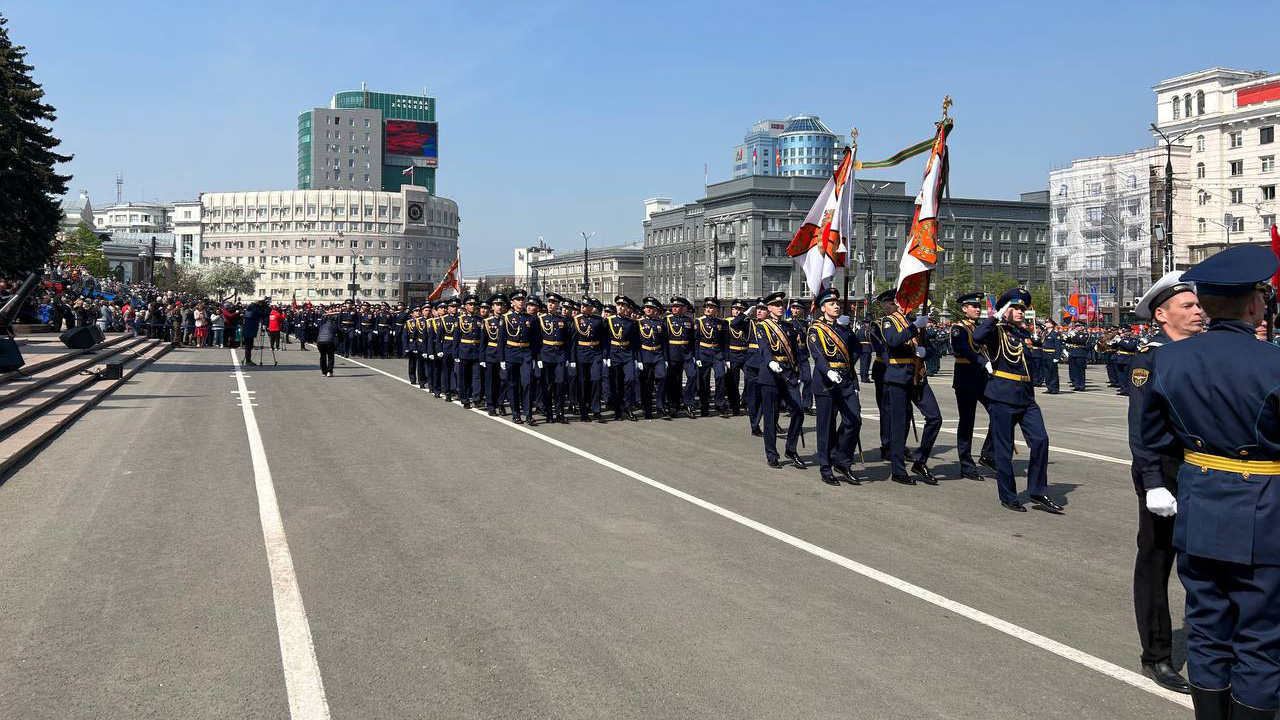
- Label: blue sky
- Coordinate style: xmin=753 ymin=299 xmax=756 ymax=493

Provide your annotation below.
xmin=8 ymin=0 xmax=1275 ymax=275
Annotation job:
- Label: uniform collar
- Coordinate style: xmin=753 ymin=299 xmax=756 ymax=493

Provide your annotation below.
xmin=1207 ymin=319 xmax=1256 ymax=336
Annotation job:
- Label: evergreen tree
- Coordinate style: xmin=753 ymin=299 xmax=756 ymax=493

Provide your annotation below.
xmin=0 ymin=14 xmax=71 ymax=276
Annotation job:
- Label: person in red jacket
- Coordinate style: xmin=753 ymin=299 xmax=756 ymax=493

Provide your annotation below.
xmin=268 ymin=306 xmax=285 ymax=351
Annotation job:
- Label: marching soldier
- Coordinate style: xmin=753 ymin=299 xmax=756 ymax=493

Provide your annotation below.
xmin=724 ymin=298 xmax=751 ymax=417
xmin=455 ymin=295 xmax=483 ymax=409
xmin=807 ymin=287 xmax=863 ymax=486
xmin=868 ymin=292 xmax=895 ymax=458
xmin=357 ymin=303 xmax=375 ymax=358
xmin=754 ymin=292 xmax=805 ymax=469
xmin=878 ymin=291 xmax=942 ymax=485
xmin=439 ymin=298 xmax=460 ymax=402
xmin=1065 ymin=324 xmax=1089 ymax=391
xmin=375 ymin=303 xmax=392 ymax=358
xmin=404 ymin=305 xmax=423 ymax=386
xmin=392 ymin=302 xmax=408 ymax=358
xmin=788 ymin=297 xmax=814 ymax=413
xmin=1027 ymin=323 xmax=1043 ymax=386
xmin=1141 ymin=245 xmax=1280 ymax=719
xmin=855 ymin=311 xmax=874 ymax=383
xmin=1041 ymin=319 xmax=1063 ymax=394
xmin=574 ymin=297 xmax=607 ymax=423
xmin=951 ymin=292 xmax=995 ymax=481
xmin=338 ymin=301 xmax=356 ymax=356
xmin=638 ymin=297 xmax=669 ymax=420
xmin=425 ymin=302 xmax=442 ymax=395
xmin=731 ymin=299 xmax=767 ymax=434
xmin=563 ymin=298 xmax=581 ymax=415
xmin=605 ymin=295 xmax=640 ymax=422
xmin=1113 ymin=329 xmax=1138 ymax=396
xmin=665 ymin=297 xmax=698 ymax=418
xmin=1127 ymin=271 xmax=1203 ymax=695
xmin=499 ymin=290 xmax=538 ymax=424
xmin=482 ymin=295 xmax=507 ymax=415
xmin=972 ymin=288 xmax=1063 ymax=514
xmin=536 ymin=293 xmax=571 ymax=423
xmin=695 ymin=297 xmax=729 ymax=418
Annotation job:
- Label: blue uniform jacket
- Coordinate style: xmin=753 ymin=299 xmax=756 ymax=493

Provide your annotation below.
xmin=878 ymin=312 xmax=923 ymax=386
xmin=482 ymin=316 xmax=502 ymax=362
xmin=807 ymin=319 xmax=859 ymax=398
xmin=606 ymin=316 xmax=639 ymax=362
xmin=949 ymin=318 xmax=989 ymax=393
xmin=1141 ymin=320 xmax=1280 ymax=565
xmin=500 ymin=311 xmax=538 ymax=363
xmin=1126 ymin=333 xmax=1178 ymax=496
xmin=695 ymin=316 xmax=727 ymax=362
xmin=455 ymin=313 xmax=483 ymax=360
xmin=536 ymin=312 xmax=571 ymax=364
xmin=972 ymin=317 xmax=1035 ymax=406
xmin=638 ymin=317 xmax=667 ymax=365
xmin=665 ymin=314 xmax=694 ymax=361
xmin=573 ymin=315 xmax=606 ymax=362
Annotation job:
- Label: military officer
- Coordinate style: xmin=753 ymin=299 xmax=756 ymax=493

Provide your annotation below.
xmin=637 ymin=297 xmax=669 ymax=420
xmin=724 ymin=298 xmax=751 ymax=416
xmin=605 ymin=295 xmax=640 ymax=422
xmin=1027 ymin=324 xmax=1043 ymax=386
xmin=878 ymin=291 xmax=941 ymax=484
xmin=338 ymin=301 xmax=356 ymax=356
xmin=695 ymin=297 xmax=729 ymax=418
xmin=1041 ymin=319 xmax=1063 ymax=394
xmin=951 ymin=292 xmax=995 ymax=481
xmin=1126 ymin=271 xmax=1203 ymax=695
xmin=574 ymin=297 xmax=607 ymax=423
xmin=392 ymin=303 xmax=408 ymax=359
xmin=438 ymin=298 xmax=461 ymax=402
xmin=536 ymin=292 xmax=571 ymax=423
xmin=375 ymin=303 xmax=393 ymax=358
xmin=499 ymin=290 xmax=538 ymax=424
xmin=754 ymin=292 xmax=806 ymax=469
xmin=453 ymin=295 xmax=483 ymax=408
xmin=563 ymin=298 xmax=581 ymax=415
xmin=730 ymin=299 xmax=766 ymax=434
xmin=404 ymin=306 xmax=423 ymax=385
xmin=1141 ymin=246 xmax=1280 ymax=719
xmin=867 ymin=292 xmax=896 ymax=458
xmin=1114 ymin=329 xmax=1139 ymax=396
xmin=788 ymin=297 xmax=814 ymax=413
xmin=807 ymin=287 xmax=863 ymax=486
xmin=357 ymin=303 xmax=375 ymax=358
xmin=665 ymin=296 xmax=699 ymax=418
xmin=1064 ymin=325 xmax=1089 ymax=391
xmin=855 ymin=312 xmax=874 ymax=383
xmin=973 ymin=288 xmax=1063 ymax=514
xmin=482 ymin=295 xmax=507 ymax=415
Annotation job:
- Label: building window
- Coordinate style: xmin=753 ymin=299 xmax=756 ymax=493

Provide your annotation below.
xmin=1231 ymin=160 xmax=1244 ymax=176
xmin=1198 ymin=190 xmax=1210 ymax=205
xmin=1231 ymin=188 xmax=1244 ymax=204
xmin=1262 ymin=214 xmax=1276 ymax=229
xmin=1262 ymin=127 xmax=1276 ymax=145
xmin=1262 ymin=185 xmax=1277 ymax=201
xmin=1230 ymin=131 xmax=1243 ymax=148
xmin=1173 ymin=100 xmax=1181 ymax=120
xmin=1196 ymin=135 xmax=1204 ymax=152
xmin=981 ymin=251 xmax=993 ymax=264
xmin=1196 ymin=90 xmax=1205 ymax=115
xmin=1196 ymin=162 xmax=1206 ymax=179
xmin=1262 ymin=156 xmax=1275 ymax=173
xmin=1184 ymin=94 xmax=1192 ymax=118
xmin=1230 ymin=216 xmax=1245 ymax=232
xmin=1197 ymin=218 xmax=1206 ymax=234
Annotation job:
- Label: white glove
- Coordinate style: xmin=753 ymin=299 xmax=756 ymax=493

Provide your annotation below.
xmin=913 ymin=314 xmax=929 ymax=329
xmin=996 ymin=303 xmax=1012 ymax=320
xmin=1145 ymin=487 xmax=1177 ymax=517
xmin=480 ymin=361 xmax=486 ymax=368
xmin=568 ymin=362 xmax=576 ymax=369
xmin=603 ymin=358 xmax=612 ymax=367
xmin=536 ymin=360 xmax=544 ymax=369
xmin=984 ymin=361 xmax=994 ymax=375
xmin=1054 ymin=359 xmax=1061 ymax=364
xmin=826 ymin=370 xmax=841 ymax=383
xmin=635 ymin=360 xmax=643 ymax=371
xmin=454 ymin=358 xmax=460 ymax=363
xmin=421 ymin=351 xmax=429 ymax=357
xmin=695 ymin=359 xmax=703 ymax=367
xmin=915 ymin=346 xmax=927 ymax=358
xmin=768 ymin=360 xmax=783 ymax=373
xmin=499 ymin=361 xmax=507 ymax=371
xmin=837 ymin=315 xmax=850 ymax=326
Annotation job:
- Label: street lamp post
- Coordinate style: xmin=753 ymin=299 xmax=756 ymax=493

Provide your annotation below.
xmin=581 ymin=231 xmax=595 ymax=295
xmin=857 ymin=181 xmax=890 ymax=315
xmin=1151 ymin=124 xmax=1189 ymax=274
xmin=349 ymin=251 xmax=362 ymax=302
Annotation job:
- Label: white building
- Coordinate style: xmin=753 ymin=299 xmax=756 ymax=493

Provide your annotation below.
xmin=92 ymin=201 xmax=170 ymax=233
xmin=171 ymin=200 xmax=203 ymax=265
xmin=1049 ymin=146 xmax=1191 ymax=320
xmin=1153 ymin=67 xmax=1280 ymax=263
xmin=513 ymin=240 xmax=554 ymax=288
xmin=198 ymin=185 xmax=459 ymax=303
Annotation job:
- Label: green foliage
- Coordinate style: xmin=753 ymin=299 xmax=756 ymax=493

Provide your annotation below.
xmin=154 ymin=262 xmax=206 ymax=297
xmin=935 ymin=256 xmax=975 ymax=319
xmin=1030 ymin=284 xmax=1051 ymax=318
xmin=979 ymin=271 xmax=1019 ymax=297
xmin=0 ymin=14 xmax=71 ymax=275
xmin=59 ymin=221 xmax=108 ymax=276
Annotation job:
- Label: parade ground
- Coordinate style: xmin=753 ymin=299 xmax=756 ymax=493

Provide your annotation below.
xmin=0 ymin=350 xmax=1192 ymax=719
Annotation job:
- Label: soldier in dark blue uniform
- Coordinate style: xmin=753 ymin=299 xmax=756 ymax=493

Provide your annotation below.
xmin=695 ymin=297 xmax=729 ymax=418
xmin=972 ymin=288 xmax=1063 ymax=514
xmin=338 ymin=302 xmax=356 ymax=356
xmin=868 ymin=292 xmax=897 ymax=458
xmin=950 ymin=292 xmax=995 ymax=481
xmin=357 ymin=303 xmax=375 ymax=358
xmin=1064 ymin=324 xmax=1089 ymax=391
xmin=665 ymin=296 xmax=698 ymax=418
xmin=1040 ymin=319 xmax=1063 ymax=394
xmin=730 ymin=299 xmax=766 ymax=434
xmin=1127 ymin=271 xmax=1203 ymax=695
xmin=879 ymin=292 xmax=941 ymax=484
xmin=605 ymin=295 xmax=640 ymax=422
xmin=454 ymin=295 xmax=483 ymax=409
xmin=807 ymin=288 xmax=863 ymax=486
xmin=754 ymin=292 xmax=806 ymax=469
xmin=573 ymin=297 xmax=607 ymax=423
xmin=724 ymin=299 xmax=751 ymax=417
xmin=637 ymin=297 xmax=668 ymax=420
xmin=1141 ymin=245 xmax=1280 ymax=719
xmin=438 ymin=298 xmax=461 ymax=402
xmin=856 ymin=312 xmax=874 ymax=383
xmin=392 ymin=303 xmax=408 ymax=359
xmin=481 ymin=295 xmax=507 ymax=415
xmin=404 ymin=305 xmax=423 ymax=385
xmin=788 ymin=297 xmax=814 ymax=413
xmin=425 ymin=302 xmax=441 ymax=395
xmin=535 ymin=292 xmax=571 ymax=423
xmin=1114 ymin=329 xmax=1138 ymax=396
xmin=563 ymin=298 xmax=581 ymax=416
xmin=500 ymin=290 xmax=539 ymax=424
xmin=1027 ymin=326 xmax=1043 ymax=386
xmin=374 ymin=303 xmax=393 ymax=358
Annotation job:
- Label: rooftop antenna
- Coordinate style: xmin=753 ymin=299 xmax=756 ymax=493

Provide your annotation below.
xmin=116 ymin=173 xmax=123 ymax=204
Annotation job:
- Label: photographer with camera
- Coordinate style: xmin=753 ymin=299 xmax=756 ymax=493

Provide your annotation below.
xmin=241 ymin=298 xmax=267 ymax=366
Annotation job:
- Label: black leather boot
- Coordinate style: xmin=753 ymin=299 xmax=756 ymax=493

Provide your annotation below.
xmin=1188 ymin=686 xmax=1231 ymax=720
xmin=1230 ymin=697 xmax=1278 ymax=720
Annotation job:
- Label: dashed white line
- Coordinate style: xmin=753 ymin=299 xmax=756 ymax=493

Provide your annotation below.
xmin=231 ymin=351 xmax=331 ymax=720
xmin=341 ymin=356 xmax=1188 ymax=710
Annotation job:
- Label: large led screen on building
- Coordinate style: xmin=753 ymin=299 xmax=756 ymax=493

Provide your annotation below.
xmin=385 ymin=121 xmax=438 ymax=166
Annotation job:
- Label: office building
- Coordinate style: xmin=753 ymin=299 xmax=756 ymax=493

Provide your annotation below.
xmin=298 ymin=87 xmax=438 ymax=194
xmin=732 ymin=115 xmax=844 ymax=180
xmin=514 ymin=240 xmax=555 ymax=288
xmin=529 ymin=243 xmax=644 ymax=300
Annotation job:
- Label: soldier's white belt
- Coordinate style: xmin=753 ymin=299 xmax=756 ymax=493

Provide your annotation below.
xmin=1185 ymin=450 xmax=1280 ymax=477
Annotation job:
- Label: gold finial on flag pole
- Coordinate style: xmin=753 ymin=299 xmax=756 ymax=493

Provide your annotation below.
xmin=942 ymin=95 xmax=953 ymax=119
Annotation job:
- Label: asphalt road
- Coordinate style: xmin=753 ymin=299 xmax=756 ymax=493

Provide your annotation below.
xmin=0 ymin=346 xmax=1190 ymax=719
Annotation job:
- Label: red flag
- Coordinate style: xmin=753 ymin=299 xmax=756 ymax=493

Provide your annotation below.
xmin=401 ymin=166 xmax=413 ymax=177
xmin=428 ymin=252 xmax=460 ymax=301
xmin=1270 ymin=223 xmax=1280 ymax=289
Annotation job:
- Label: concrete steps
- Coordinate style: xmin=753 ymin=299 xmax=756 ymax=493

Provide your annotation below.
xmin=0 ymin=335 xmax=171 ymax=478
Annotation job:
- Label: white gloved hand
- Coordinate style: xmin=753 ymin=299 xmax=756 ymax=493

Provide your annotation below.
xmin=454 ymin=358 xmax=460 ymax=363
xmin=996 ymin=303 xmax=1012 ymax=320
xmin=913 ymin=314 xmax=929 ymax=329
xmin=1145 ymin=487 xmax=1177 ymax=517
xmin=915 ymin=346 xmax=927 ymax=358
xmin=984 ymin=361 xmax=994 ymax=375
xmin=695 ymin=359 xmax=703 ymax=367
xmin=837 ymin=315 xmax=850 ymax=326
xmin=768 ymin=360 xmax=783 ymax=373
xmin=480 ymin=361 xmax=486 ymax=368
xmin=536 ymin=360 xmax=543 ymax=369
xmin=1054 ymin=359 xmax=1061 ymax=364
xmin=603 ymin=358 xmax=612 ymax=367
xmin=635 ymin=360 xmax=643 ymax=371
xmin=568 ymin=362 xmax=576 ymax=369
xmin=499 ymin=361 xmax=507 ymax=371
xmin=826 ymin=370 xmax=841 ymax=384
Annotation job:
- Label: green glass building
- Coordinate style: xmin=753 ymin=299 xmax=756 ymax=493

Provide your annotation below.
xmin=298 ymin=88 xmax=437 ymax=194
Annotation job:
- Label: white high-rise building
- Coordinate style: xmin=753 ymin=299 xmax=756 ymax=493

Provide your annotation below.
xmin=1153 ymin=67 xmax=1280 ymax=264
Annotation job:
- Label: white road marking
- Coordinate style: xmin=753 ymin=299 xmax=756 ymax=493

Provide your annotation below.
xmin=231 ymin=351 xmax=331 ymax=720
xmin=859 ymin=412 xmax=1130 ymax=466
xmin=343 ymin=356 xmax=1189 ymax=710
